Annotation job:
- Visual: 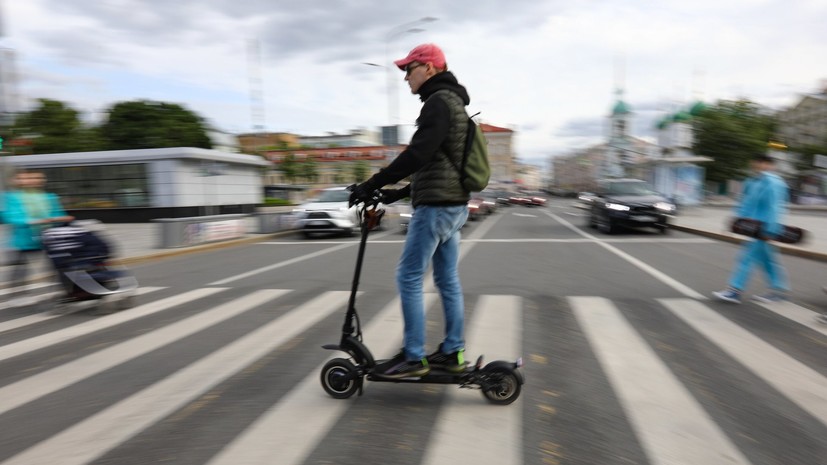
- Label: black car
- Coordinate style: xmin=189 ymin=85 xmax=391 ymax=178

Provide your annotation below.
xmin=587 ymin=179 xmax=675 ymax=234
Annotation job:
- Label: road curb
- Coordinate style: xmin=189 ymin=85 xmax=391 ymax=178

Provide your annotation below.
xmin=669 ymin=224 xmax=827 ymax=263
xmin=1 ymin=229 xmax=299 ymax=290
xmin=113 ymin=229 xmax=298 ymax=266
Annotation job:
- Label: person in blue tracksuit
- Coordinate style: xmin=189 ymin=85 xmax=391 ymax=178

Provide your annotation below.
xmin=713 ymin=155 xmax=790 ymax=304
xmin=2 ymin=170 xmax=73 ymax=289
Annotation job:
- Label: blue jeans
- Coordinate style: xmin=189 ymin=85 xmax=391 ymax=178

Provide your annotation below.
xmin=729 ymin=239 xmax=788 ymax=291
xmin=397 ymin=205 xmax=468 ymax=361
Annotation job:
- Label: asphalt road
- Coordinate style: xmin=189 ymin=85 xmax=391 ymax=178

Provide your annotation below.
xmin=1 ymin=198 xmax=825 ymax=465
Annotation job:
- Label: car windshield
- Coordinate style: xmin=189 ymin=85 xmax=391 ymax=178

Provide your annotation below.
xmin=316 ymin=189 xmax=350 ymax=202
xmin=607 ymin=181 xmax=657 ymax=196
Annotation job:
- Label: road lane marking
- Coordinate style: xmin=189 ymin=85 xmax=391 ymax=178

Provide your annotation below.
xmin=661 ymin=298 xmax=827 ymax=428
xmin=548 ymin=212 xmax=706 ymax=299
xmin=0 ymin=291 xmax=352 ymax=465
xmin=422 ymin=295 xmax=523 ymax=465
xmin=0 ymin=289 xmax=288 ymax=417
xmin=0 ymin=287 xmax=164 ymax=334
xmin=0 ymin=288 xmax=225 ymax=362
xmin=571 ymin=296 xmax=752 ymax=465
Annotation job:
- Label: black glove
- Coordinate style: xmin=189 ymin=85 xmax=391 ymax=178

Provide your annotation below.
xmin=348 ymin=180 xmax=377 ymax=207
xmin=379 ymin=188 xmax=406 ymax=205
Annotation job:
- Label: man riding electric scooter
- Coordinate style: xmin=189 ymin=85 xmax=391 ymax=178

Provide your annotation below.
xmin=349 ymin=43 xmax=472 ymax=379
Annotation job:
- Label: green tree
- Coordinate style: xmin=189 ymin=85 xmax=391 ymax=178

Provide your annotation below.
xmin=692 ymin=99 xmax=776 ymax=184
xmin=351 ymin=161 xmax=371 ymax=183
xmin=101 ymin=100 xmax=212 ymax=150
xmin=333 ymin=164 xmax=347 ymax=184
xmin=789 ymin=142 xmax=827 ymax=171
xmin=298 ymin=158 xmax=318 ymax=183
xmin=11 ymin=99 xmax=99 ymax=154
xmin=279 ymin=153 xmax=300 ymax=183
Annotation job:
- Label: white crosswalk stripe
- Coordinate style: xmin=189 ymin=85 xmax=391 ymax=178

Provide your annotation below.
xmin=0 ymin=288 xmax=224 ymax=362
xmin=0 ymin=288 xmax=824 ymax=465
xmin=0 ymin=288 xmax=288 ymax=417
xmin=422 ymin=295 xmax=523 ymax=465
xmin=2 ymin=290 xmax=350 ymax=465
xmin=0 ymin=286 xmax=165 ymax=334
xmin=661 ymin=298 xmax=827 ymax=428
xmin=206 ymin=293 xmax=440 ymax=465
xmin=572 ymin=296 xmax=752 ymax=465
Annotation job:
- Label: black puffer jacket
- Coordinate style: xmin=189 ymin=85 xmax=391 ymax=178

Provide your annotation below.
xmin=366 ymin=71 xmax=471 ymax=207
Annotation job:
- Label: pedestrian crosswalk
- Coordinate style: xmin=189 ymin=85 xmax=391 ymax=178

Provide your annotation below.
xmin=0 ymin=286 xmax=825 ymax=465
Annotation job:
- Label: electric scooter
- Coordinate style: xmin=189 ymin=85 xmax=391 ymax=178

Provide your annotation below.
xmin=320 ymin=189 xmax=524 ymax=405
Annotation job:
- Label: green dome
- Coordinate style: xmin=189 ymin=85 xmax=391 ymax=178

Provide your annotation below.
xmin=672 ymin=111 xmax=692 ymax=123
xmin=656 ymin=117 xmax=671 ymax=130
xmin=612 ymin=100 xmax=632 ymax=115
xmin=689 ymin=101 xmax=707 ymax=116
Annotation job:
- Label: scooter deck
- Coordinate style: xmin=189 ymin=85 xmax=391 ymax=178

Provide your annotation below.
xmin=366 ymin=367 xmax=473 ymax=384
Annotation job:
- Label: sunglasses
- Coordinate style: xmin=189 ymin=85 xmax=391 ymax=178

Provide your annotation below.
xmin=405 ymin=63 xmax=426 ymax=76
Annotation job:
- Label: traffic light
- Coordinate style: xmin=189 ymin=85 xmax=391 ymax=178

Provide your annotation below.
xmin=0 ymin=136 xmax=4 ymax=150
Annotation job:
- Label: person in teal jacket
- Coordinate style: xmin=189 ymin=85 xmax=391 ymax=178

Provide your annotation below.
xmin=713 ymin=155 xmax=790 ymax=303
xmin=2 ymin=170 xmax=73 ymax=288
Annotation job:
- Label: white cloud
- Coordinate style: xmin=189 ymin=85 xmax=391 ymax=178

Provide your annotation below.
xmin=2 ymin=0 xmax=825 ymax=165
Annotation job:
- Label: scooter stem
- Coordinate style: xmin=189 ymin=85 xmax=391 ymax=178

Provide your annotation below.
xmin=342 ymin=205 xmax=371 ymax=337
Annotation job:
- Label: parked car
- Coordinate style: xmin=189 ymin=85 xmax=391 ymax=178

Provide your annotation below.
xmin=525 ymin=192 xmax=547 ymax=207
xmin=508 ymin=194 xmax=531 ymax=206
xmin=395 ymin=201 xmax=413 ymax=232
xmin=587 ymin=179 xmax=676 ymax=234
xmin=467 ymin=196 xmax=496 ymax=221
xmin=490 ymin=190 xmax=513 ymax=207
xmin=478 ymin=191 xmax=500 ymax=213
xmin=510 ymin=192 xmax=546 ymax=207
xmin=292 ymin=186 xmax=360 ymax=238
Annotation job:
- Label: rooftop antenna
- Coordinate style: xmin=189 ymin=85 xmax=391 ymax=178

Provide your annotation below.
xmin=247 ymin=39 xmax=266 ymax=132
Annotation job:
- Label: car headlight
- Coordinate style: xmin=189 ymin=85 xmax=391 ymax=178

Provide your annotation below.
xmin=605 ymin=203 xmax=630 ymax=211
xmin=654 ymin=202 xmax=675 ymax=212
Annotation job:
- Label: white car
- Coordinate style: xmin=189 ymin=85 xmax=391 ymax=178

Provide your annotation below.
xmin=292 ymin=187 xmax=360 ymax=238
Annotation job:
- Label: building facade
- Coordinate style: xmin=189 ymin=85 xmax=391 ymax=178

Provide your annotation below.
xmin=262 ymin=146 xmax=404 ymax=187
xmin=297 ymin=128 xmax=381 ymax=148
xmin=777 ymin=87 xmax=827 ymax=149
xmin=480 ymin=123 xmax=517 ymax=185
xmin=1 ymin=147 xmax=268 ymax=222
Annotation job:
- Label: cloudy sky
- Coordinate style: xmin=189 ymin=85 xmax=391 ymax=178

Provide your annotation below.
xmin=2 ymin=0 xmax=825 ymax=165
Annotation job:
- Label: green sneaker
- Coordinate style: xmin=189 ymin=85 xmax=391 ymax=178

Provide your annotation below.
xmin=426 ymin=344 xmax=468 ymax=373
xmin=373 ymin=350 xmax=430 ymax=379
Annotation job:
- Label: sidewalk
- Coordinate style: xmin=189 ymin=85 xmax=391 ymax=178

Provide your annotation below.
xmin=2 ymin=205 xmax=826 ymax=289
xmin=670 ymin=204 xmax=827 ymax=262
xmin=0 ymin=215 xmax=292 ymax=289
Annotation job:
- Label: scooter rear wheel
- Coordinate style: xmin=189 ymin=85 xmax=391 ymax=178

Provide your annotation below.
xmin=320 ymin=358 xmax=359 ymax=399
xmin=481 ymin=367 xmax=521 ymax=405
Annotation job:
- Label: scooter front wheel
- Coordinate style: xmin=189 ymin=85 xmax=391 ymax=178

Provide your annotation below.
xmin=320 ymin=358 xmax=359 ymax=399
xmin=481 ymin=367 xmax=521 ymax=405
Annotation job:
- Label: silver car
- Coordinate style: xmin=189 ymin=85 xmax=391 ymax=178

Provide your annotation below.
xmin=292 ymin=187 xmax=359 ymax=238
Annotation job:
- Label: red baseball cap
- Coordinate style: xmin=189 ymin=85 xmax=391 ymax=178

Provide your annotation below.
xmin=394 ymin=43 xmax=446 ymax=71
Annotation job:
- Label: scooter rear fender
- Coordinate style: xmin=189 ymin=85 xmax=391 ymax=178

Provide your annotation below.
xmin=481 ymin=360 xmax=525 ymax=385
